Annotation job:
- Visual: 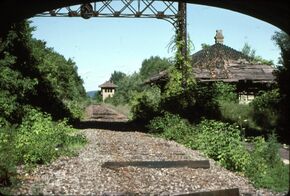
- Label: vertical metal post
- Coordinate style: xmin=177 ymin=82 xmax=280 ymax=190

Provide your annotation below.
xmin=178 ymin=2 xmax=187 ymax=59
xmin=178 ymin=1 xmax=187 ymax=89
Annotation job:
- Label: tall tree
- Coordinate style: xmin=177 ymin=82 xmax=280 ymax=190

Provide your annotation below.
xmin=241 ymin=43 xmax=273 ymax=65
xmin=139 ymin=56 xmax=173 ymax=80
xmin=110 ymin=71 xmax=126 ymax=85
xmin=272 ymin=31 xmax=290 ymax=144
xmin=241 ymin=43 xmax=256 ymax=58
xmin=0 ymin=20 xmax=86 ymax=123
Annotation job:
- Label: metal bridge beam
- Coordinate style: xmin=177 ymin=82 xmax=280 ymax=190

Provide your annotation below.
xmin=35 ymin=0 xmax=182 ymax=29
xmin=35 ymin=0 xmax=187 ymax=85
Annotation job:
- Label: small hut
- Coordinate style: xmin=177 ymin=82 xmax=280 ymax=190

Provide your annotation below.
xmin=98 ymin=81 xmax=117 ymax=102
xmin=145 ymin=30 xmax=276 ymax=104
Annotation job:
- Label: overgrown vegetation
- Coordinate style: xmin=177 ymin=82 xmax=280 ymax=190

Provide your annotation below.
xmin=218 ymin=88 xmax=281 ymax=137
xmin=191 ymin=120 xmax=250 ymax=172
xmin=148 ymin=115 xmax=289 ymax=192
xmin=134 ymin=31 xmax=288 ymax=192
xmin=92 ymin=29 xmax=289 ymax=193
xmin=131 ymin=86 xmax=162 ymax=123
xmin=0 ymin=20 xmax=87 ymax=191
xmin=244 ymin=135 xmax=288 ymax=192
xmin=0 ymin=125 xmax=17 ymax=187
xmin=148 ymin=112 xmax=193 ymax=143
xmin=0 ymin=109 xmax=86 ymax=190
xmin=250 ymin=89 xmax=280 ymax=135
xmin=15 ymin=109 xmax=86 ymax=166
xmin=272 ymin=31 xmax=290 ymax=144
xmin=0 ymin=21 xmax=86 ymax=125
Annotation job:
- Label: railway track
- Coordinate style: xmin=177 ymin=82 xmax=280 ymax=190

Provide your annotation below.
xmin=86 ymin=104 xmax=128 ymax=122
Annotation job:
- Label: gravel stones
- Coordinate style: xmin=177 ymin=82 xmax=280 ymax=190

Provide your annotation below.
xmin=13 ymin=129 xmax=285 ymax=195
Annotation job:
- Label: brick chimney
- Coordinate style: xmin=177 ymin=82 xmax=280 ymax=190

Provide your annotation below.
xmin=214 ymin=30 xmax=224 ymax=44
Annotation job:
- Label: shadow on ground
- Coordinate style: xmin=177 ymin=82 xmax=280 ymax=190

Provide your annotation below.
xmin=75 ymin=120 xmax=147 ymax=132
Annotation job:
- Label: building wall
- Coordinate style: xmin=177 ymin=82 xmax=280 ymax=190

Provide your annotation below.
xmin=101 ymin=88 xmax=115 ymax=101
xmin=239 ymin=93 xmax=255 ymax=104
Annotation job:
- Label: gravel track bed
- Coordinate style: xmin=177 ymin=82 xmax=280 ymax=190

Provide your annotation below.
xmin=14 ymin=129 xmax=284 ymax=195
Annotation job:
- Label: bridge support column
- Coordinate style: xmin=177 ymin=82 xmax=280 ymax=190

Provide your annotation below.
xmin=177 ymin=2 xmax=187 ymax=89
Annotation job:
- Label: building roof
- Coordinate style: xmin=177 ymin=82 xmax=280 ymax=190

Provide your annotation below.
xmin=191 ymin=41 xmax=275 ymax=83
xmin=145 ymin=41 xmax=276 ymax=84
xmin=191 ymin=43 xmax=250 ymax=68
xmin=99 ymin=81 xmax=118 ymax=88
xmin=193 ymin=59 xmax=276 ymax=83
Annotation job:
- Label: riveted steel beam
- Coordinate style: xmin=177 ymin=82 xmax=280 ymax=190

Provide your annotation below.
xmin=35 ymin=0 xmax=184 ymax=29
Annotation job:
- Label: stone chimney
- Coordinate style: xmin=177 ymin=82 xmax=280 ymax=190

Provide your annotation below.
xmin=214 ymin=30 xmax=224 ymax=44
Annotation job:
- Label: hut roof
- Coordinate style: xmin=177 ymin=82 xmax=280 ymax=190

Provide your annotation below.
xmin=99 ymin=81 xmax=118 ymax=88
xmin=191 ymin=43 xmax=250 ymax=68
xmin=145 ymin=43 xmax=276 ymax=84
xmin=193 ymin=60 xmax=276 ymax=83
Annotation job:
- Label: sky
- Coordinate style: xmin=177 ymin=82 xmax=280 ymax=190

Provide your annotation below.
xmin=31 ymin=3 xmax=282 ymax=92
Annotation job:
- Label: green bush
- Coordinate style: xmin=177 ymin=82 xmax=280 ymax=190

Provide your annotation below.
xmin=250 ymin=89 xmax=280 ymax=134
xmin=131 ymin=86 xmax=161 ymax=123
xmin=62 ymin=133 xmax=87 ymax=156
xmin=16 ymin=109 xmax=64 ymax=165
xmin=149 ymin=116 xmax=249 ymax=172
xmin=245 ymin=135 xmax=289 ymax=192
xmin=0 ymin=125 xmax=17 ymax=186
xmin=1 ymin=108 xmax=87 ymax=190
xmin=219 ymin=101 xmax=258 ymax=132
xmin=147 ymin=113 xmax=288 ymax=192
xmin=148 ymin=112 xmax=193 ymax=143
xmin=161 ymin=82 xmax=221 ymax=122
xmin=213 ymin=82 xmax=237 ymax=103
xmin=64 ymin=100 xmax=85 ymax=120
xmin=191 ymin=120 xmax=250 ymax=172
xmin=15 ymin=108 xmax=85 ymax=166
xmin=218 ymin=88 xmax=282 ymax=138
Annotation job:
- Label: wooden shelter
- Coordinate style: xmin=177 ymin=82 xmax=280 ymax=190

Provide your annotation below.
xmin=145 ymin=30 xmax=276 ymax=104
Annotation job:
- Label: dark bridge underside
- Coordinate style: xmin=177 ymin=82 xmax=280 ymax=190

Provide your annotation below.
xmin=0 ymin=0 xmax=289 ymax=35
